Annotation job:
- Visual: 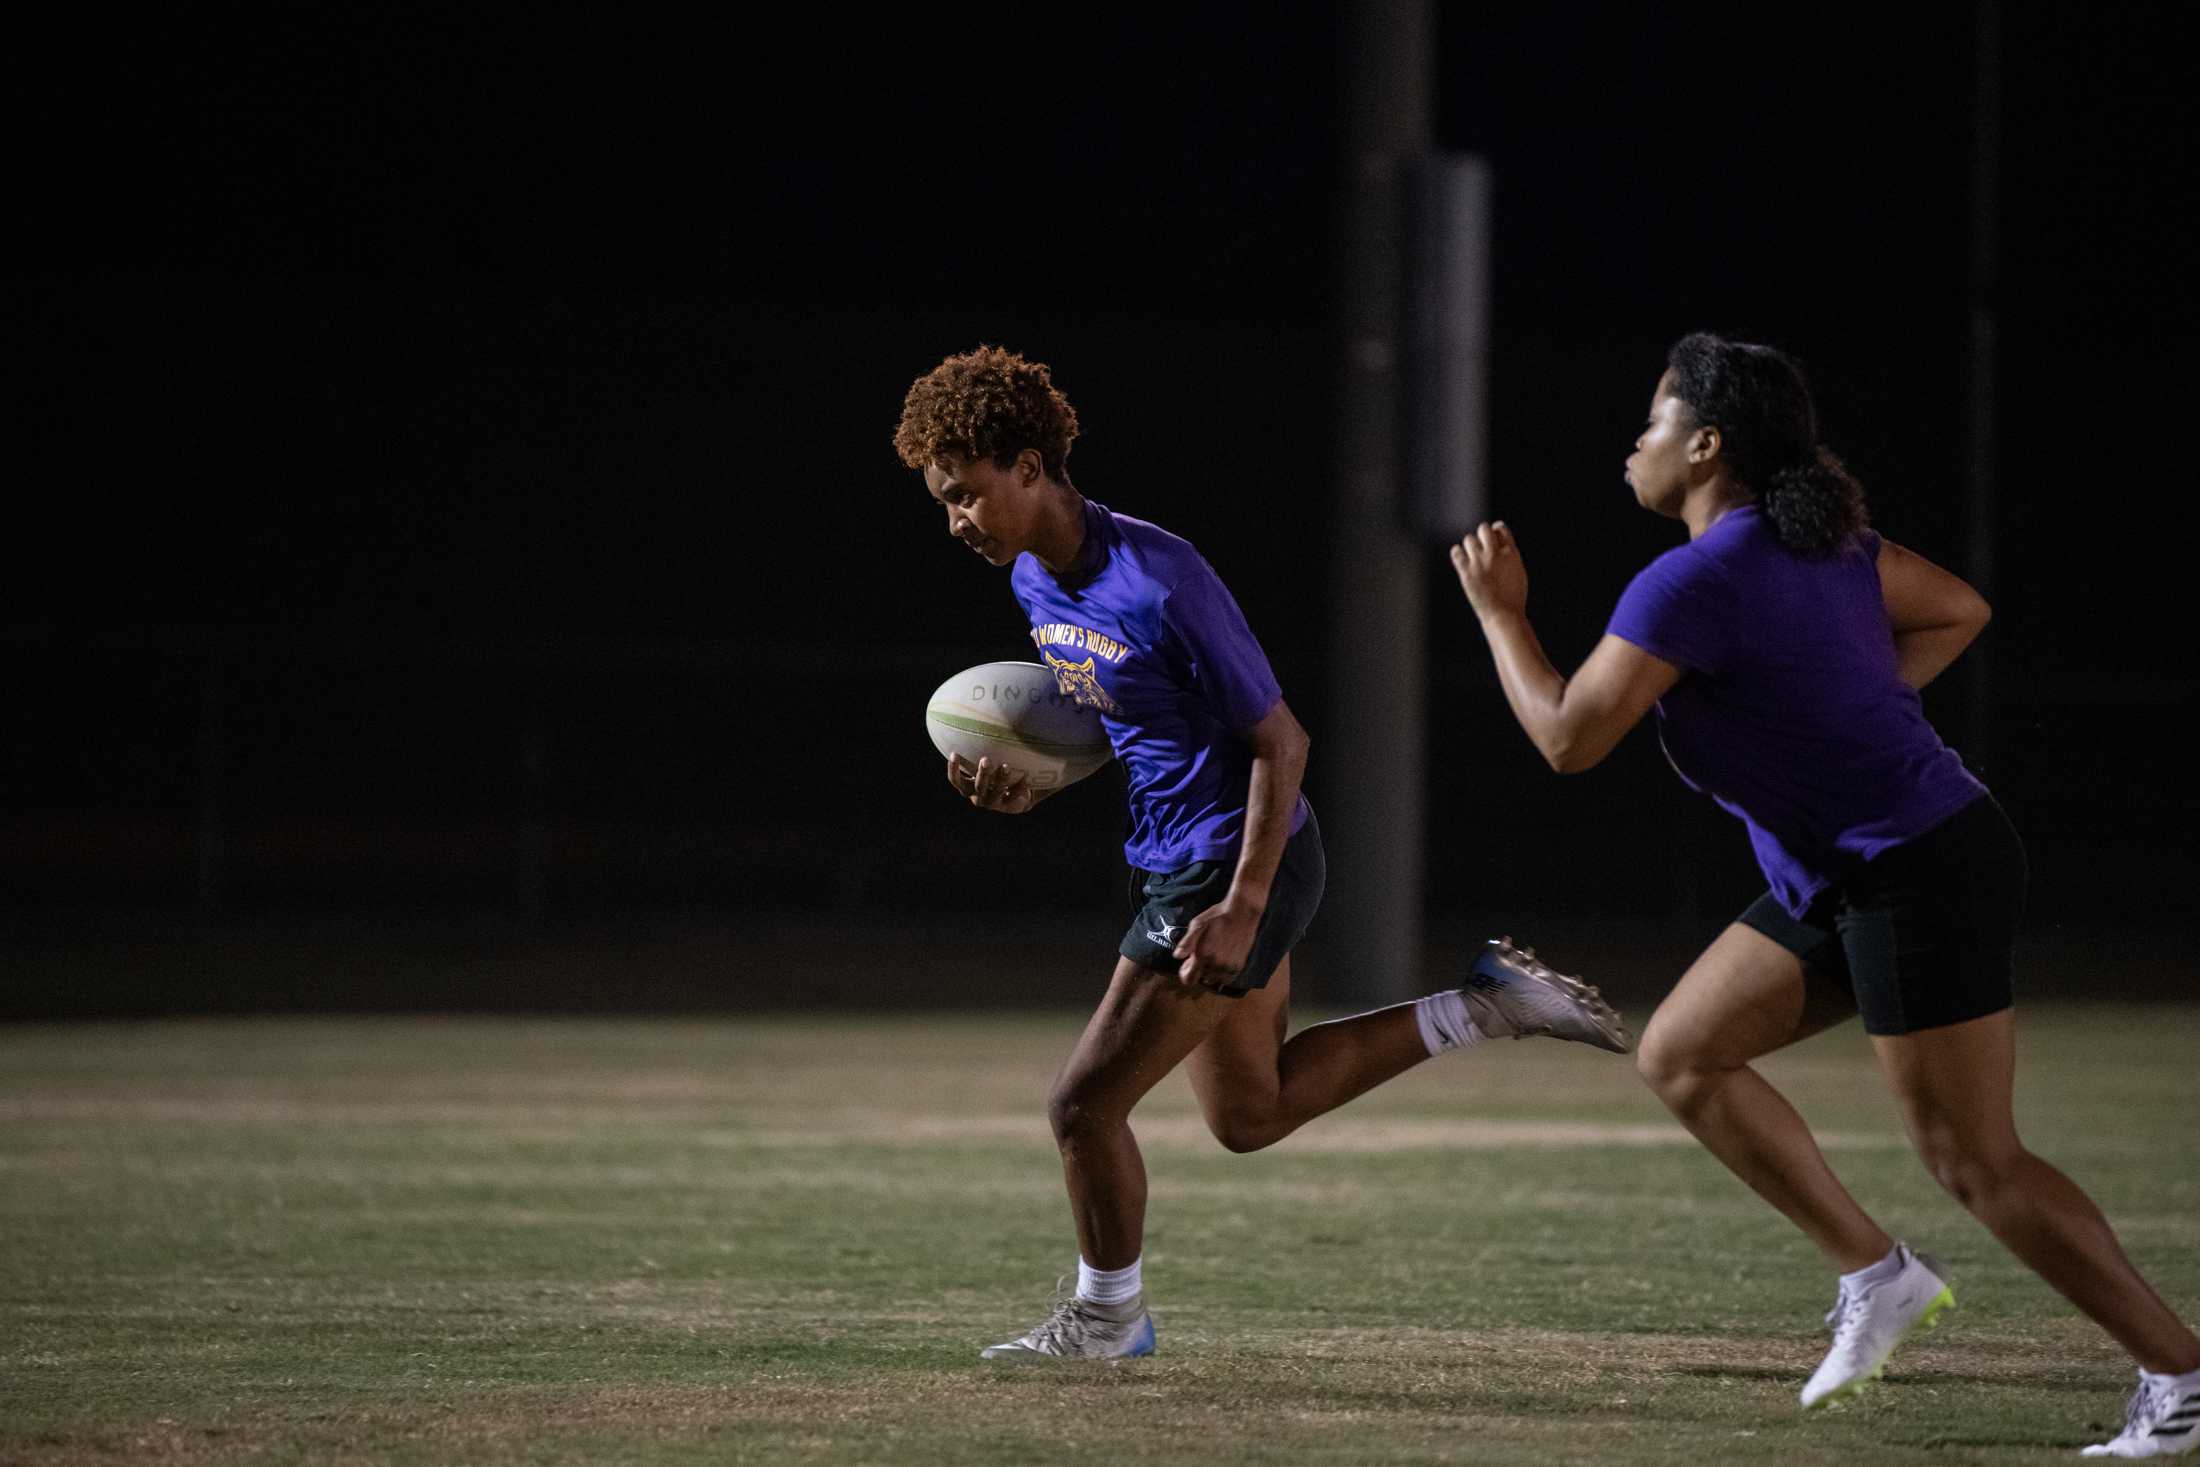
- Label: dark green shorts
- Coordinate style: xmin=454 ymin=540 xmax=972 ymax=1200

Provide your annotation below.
xmin=1119 ymin=807 xmax=1325 ymax=997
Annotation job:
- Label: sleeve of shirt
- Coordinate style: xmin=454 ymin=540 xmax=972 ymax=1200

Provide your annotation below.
xmin=1854 ymin=526 xmax=1884 ymax=586
xmin=1605 ymin=544 xmax=1735 ymax=676
xmin=1160 ymin=557 xmax=1284 ymax=732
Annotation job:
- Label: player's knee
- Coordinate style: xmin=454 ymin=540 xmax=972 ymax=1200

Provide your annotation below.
xmin=1918 ymin=1146 xmax=1990 ymax=1207
xmin=1912 ymin=1131 xmax=2020 ymax=1208
xmin=1045 ymin=1086 xmax=1087 ymax=1145
xmin=1203 ymin=1109 xmax=1278 ymax=1155
xmin=1046 ymin=1084 xmax=1119 ymax=1147
xmin=1633 ymin=1028 xmax=1702 ymax=1107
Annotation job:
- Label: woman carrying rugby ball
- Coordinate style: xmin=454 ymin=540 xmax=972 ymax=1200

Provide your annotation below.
xmin=896 ymin=345 xmax=1630 ymax=1363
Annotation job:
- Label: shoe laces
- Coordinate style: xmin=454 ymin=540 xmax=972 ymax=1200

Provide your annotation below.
xmin=1023 ymin=1278 xmax=1101 ymax=1355
xmin=2122 ymin=1372 xmax=2167 ymax=1436
xmin=1823 ymin=1279 xmax=1862 ymax=1335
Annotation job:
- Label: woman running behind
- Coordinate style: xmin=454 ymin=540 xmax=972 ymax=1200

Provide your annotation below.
xmin=1446 ymin=331 xmax=2200 ymax=1458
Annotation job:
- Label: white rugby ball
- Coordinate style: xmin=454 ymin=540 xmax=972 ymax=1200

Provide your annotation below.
xmin=924 ymin=660 xmax=1114 ymax=791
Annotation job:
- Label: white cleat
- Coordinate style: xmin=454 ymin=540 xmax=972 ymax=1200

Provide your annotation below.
xmin=979 ymin=1283 xmax=1156 ymax=1362
xmin=1800 ymin=1243 xmax=1955 ymax=1408
xmin=1463 ymin=937 xmax=1631 ymax=1053
xmin=2082 ymin=1370 xmax=2200 ymax=1458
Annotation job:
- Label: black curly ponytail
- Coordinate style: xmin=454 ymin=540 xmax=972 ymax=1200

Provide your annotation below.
xmin=1664 ymin=333 xmax=1867 ymax=556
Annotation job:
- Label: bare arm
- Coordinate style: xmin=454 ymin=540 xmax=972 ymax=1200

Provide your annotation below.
xmin=1452 ymin=522 xmax=1681 ymax=773
xmin=1877 ymin=538 xmax=1991 ymax=690
xmin=1226 ymin=697 xmax=1310 ymax=909
xmin=1478 ymin=620 xmax=1682 ymax=773
xmin=1173 ymin=697 xmax=1309 ymax=986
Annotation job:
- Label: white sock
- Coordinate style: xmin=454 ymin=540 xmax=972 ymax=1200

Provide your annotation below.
xmin=1077 ymin=1256 xmax=1142 ymax=1306
xmin=1841 ymin=1243 xmax=1907 ymax=1290
xmin=2145 ymin=1364 xmax=2200 ymax=1389
xmin=1414 ymin=990 xmax=1484 ymax=1056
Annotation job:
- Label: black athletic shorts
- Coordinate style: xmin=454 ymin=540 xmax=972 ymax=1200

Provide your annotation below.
xmin=1737 ymin=793 xmax=2027 ymax=1036
xmin=1118 ymin=805 xmax=1325 ymax=997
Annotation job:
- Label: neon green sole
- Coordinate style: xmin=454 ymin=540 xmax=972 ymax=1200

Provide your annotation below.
xmin=1804 ymin=1285 xmax=1957 ymax=1411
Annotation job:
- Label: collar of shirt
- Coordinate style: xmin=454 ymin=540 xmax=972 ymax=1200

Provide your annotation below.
xmin=1043 ymin=497 xmax=1112 ymax=593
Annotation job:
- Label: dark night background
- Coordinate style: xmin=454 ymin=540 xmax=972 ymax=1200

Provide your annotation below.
xmin=6 ymin=5 xmax=2194 ymax=1016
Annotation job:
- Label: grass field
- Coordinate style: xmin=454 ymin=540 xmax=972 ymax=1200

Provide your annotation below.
xmin=2 ymin=1003 xmax=2194 ymax=1465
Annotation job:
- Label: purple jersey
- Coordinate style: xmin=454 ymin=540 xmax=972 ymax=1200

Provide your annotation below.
xmin=1607 ymin=505 xmax=1986 ymax=917
xmin=1011 ymin=499 xmax=1308 ymax=872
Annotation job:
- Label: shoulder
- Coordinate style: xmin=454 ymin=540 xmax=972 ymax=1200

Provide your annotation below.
xmin=1008 ymin=555 xmax=1050 ymax=607
xmin=1105 ymin=509 xmax=1209 ymax=593
xmin=1608 ymin=523 xmax=1745 ymax=668
xmin=1637 ymin=507 xmax=1789 ymax=590
xmin=1101 ymin=510 xmax=1236 ymax=626
xmin=1623 ymin=533 xmax=1733 ymax=604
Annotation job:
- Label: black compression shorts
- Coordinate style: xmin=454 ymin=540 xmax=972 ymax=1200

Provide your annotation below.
xmin=1738 ymin=793 xmax=2026 ymax=1036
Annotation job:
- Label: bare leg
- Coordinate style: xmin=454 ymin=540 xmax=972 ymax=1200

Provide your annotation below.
xmin=1055 ymin=945 xmax=1602 ymax=1259
xmin=1048 ymin=958 xmax=1238 ymax=1268
xmin=1182 ymin=954 xmax=1434 ymax=1153
xmin=1053 ymin=949 xmax=1456 ymax=1264
xmin=1874 ymin=1010 xmax=2200 ymax=1373
xmin=1635 ymin=924 xmax=1894 ymax=1272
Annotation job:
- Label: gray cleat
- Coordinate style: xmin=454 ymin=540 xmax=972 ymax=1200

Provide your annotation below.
xmin=980 ymin=1281 xmax=1156 ymax=1362
xmin=1463 ymin=937 xmax=1632 ymax=1053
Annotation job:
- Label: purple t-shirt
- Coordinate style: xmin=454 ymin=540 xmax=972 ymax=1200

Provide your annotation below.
xmin=1607 ymin=505 xmax=1986 ymax=917
xmin=1011 ymin=499 xmax=1308 ymax=872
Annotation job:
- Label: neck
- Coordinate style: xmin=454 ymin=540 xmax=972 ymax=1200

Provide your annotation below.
xmin=1029 ymin=482 xmax=1088 ymax=572
xmin=1682 ymin=478 xmax=1751 ymax=540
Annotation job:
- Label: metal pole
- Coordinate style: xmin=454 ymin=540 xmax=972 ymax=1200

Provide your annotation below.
xmin=1325 ymin=0 xmax=1432 ymax=1004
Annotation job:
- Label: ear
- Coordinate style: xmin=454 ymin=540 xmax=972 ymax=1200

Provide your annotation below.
xmin=1013 ymin=447 xmax=1047 ymax=485
xmin=1687 ymin=424 xmax=1722 ymax=466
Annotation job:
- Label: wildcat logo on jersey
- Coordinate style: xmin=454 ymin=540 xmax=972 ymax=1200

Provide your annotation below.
xmin=1043 ymin=651 xmax=1120 ymax=714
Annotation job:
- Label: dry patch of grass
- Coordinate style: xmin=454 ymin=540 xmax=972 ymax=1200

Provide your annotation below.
xmin=3 ymin=1420 xmax=264 ymax=1465
xmin=1 ymin=1009 xmax=2187 ymax=1467
xmin=5 ymin=1324 xmax=2123 ymax=1465
xmin=728 ymin=1112 xmax=1915 ymax=1154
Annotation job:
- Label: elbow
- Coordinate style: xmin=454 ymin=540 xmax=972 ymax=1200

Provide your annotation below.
xmin=1949 ymin=592 xmax=1992 ymax=652
xmin=1539 ymin=734 xmax=1604 ymax=775
xmin=1531 ymin=694 xmax=1632 ymax=774
xmin=1251 ymin=721 xmax=1311 ymax=774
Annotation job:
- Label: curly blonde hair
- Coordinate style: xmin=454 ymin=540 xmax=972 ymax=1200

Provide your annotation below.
xmin=893 ymin=345 xmax=1080 ymax=481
